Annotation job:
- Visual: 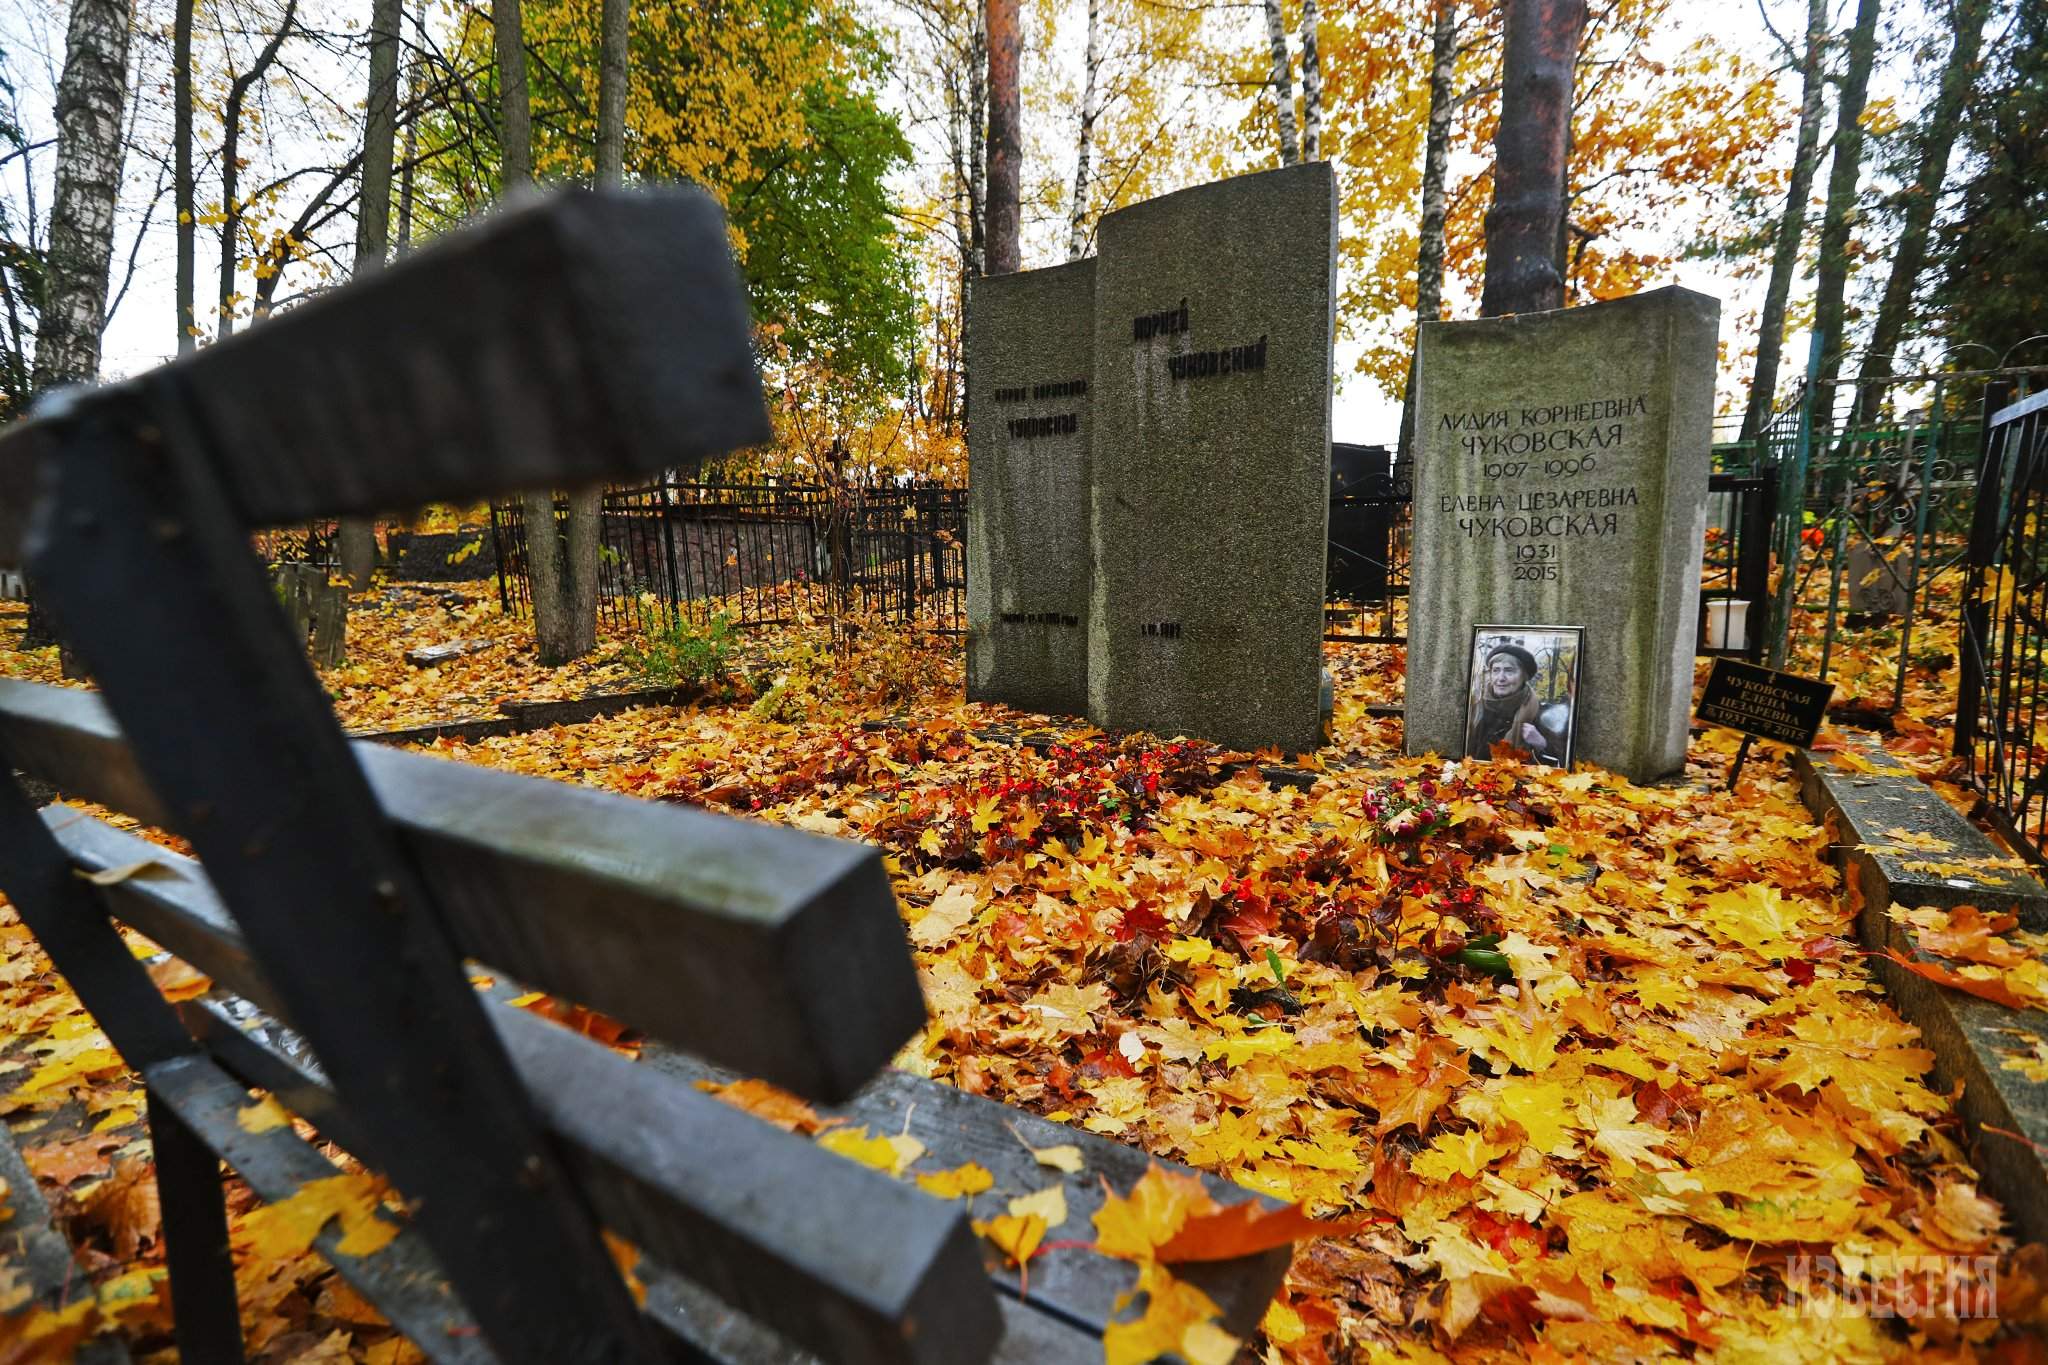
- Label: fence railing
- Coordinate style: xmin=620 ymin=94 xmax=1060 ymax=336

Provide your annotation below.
xmin=1957 ymin=384 xmax=2048 ymax=861
xmin=1716 ymin=365 xmax=2048 ymax=691
xmin=492 ymin=481 xmax=968 ymax=633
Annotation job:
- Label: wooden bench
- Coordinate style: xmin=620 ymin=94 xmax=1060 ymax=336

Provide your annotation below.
xmin=0 ymin=188 xmax=1292 ymax=1362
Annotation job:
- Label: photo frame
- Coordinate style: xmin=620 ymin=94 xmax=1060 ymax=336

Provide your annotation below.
xmin=1464 ymin=625 xmax=1584 ymax=770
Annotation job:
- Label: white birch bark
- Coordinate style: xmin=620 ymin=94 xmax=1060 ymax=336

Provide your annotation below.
xmin=35 ymin=0 xmax=133 ymax=391
xmin=1067 ymin=0 xmax=1100 ymax=258
xmin=1263 ymin=0 xmax=1298 ymax=166
xmin=1300 ymin=0 xmax=1321 ymax=161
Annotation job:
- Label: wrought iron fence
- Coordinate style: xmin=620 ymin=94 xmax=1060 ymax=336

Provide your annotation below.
xmin=1716 ymin=365 xmax=2048 ymax=697
xmin=1327 ymin=474 xmax=1409 ymax=646
xmin=1957 ymin=385 xmax=2048 ymax=860
xmin=492 ymin=480 xmax=967 ymax=633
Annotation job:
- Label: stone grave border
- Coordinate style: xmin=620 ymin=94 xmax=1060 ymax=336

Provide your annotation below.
xmin=351 ymin=684 xmax=709 ymax=748
xmin=1794 ymin=741 xmax=2048 ymax=1243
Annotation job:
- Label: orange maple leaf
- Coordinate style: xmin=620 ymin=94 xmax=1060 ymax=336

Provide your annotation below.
xmin=1156 ymin=1199 xmax=1336 ymax=1263
xmin=1883 ymin=950 xmax=2035 ymax=1011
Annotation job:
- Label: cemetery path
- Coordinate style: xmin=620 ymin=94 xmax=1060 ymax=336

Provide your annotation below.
xmin=3 ymin=592 xmax=2047 ymax=1360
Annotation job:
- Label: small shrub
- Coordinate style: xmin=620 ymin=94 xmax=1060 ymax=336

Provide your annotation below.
xmin=622 ymin=609 xmax=737 ymax=690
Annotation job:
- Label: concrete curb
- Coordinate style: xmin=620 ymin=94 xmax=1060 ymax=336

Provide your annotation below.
xmin=349 ymin=683 xmax=709 ymax=748
xmin=1796 ymin=743 xmax=2048 ymax=1245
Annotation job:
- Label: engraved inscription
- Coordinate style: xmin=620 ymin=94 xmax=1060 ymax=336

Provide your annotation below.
xmin=1007 ymin=413 xmax=1080 ymax=439
xmin=1132 ymin=299 xmax=1190 ymax=340
xmin=1167 ymin=335 xmax=1267 ymax=382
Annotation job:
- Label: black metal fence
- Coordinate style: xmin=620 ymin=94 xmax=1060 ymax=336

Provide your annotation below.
xmin=492 ymin=481 xmax=967 ymax=633
xmin=1957 ymin=384 xmax=2048 ymax=860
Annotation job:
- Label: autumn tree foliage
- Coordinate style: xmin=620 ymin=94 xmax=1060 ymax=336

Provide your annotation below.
xmin=1322 ymin=0 xmax=1792 ymax=402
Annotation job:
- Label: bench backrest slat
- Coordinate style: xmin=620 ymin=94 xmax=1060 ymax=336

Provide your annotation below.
xmin=2 ymin=681 xmax=922 ymax=1102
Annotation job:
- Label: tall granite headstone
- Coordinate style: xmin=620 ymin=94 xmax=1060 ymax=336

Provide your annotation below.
xmin=1407 ymin=286 xmax=1718 ymax=782
xmin=1088 ymin=163 xmax=1335 ymax=753
xmin=966 ymin=259 xmax=1095 ymax=715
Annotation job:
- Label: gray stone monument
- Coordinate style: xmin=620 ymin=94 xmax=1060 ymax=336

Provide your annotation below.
xmin=965 ymin=259 xmax=1095 ymax=716
xmin=1407 ymin=286 xmax=1718 ymax=782
xmin=1087 ymin=163 xmax=1335 ymax=754
xmin=1847 ymin=541 xmax=1911 ymax=616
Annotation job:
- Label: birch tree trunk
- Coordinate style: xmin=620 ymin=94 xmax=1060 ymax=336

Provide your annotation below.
xmin=395 ymin=0 xmax=428 ymax=256
xmin=174 ymin=0 xmax=195 ymax=356
xmin=1739 ymin=0 xmax=1828 ymax=443
xmin=1263 ymin=0 xmax=1299 ymax=166
xmin=1480 ymin=0 xmax=1585 ymax=316
xmin=35 ymin=0 xmax=131 ymax=392
xmin=337 ymin=0 xmax=405 ymax=593
xmin=1396 ymin=0 xmax=1459 ymax=483
xmin=1850 ymin=0 xmax=1991 ymax=428
xmin=1300 ymin=0 xmax=1321 ymax=161
xmin=554 ymin=0 xmax=631 ymax=661
xmin=1067 ymin=0 xmax=1100 ymax=259
xmin=985 ymin=0 xmax=1022 ymax=275
xmin=496 ymin=0 xmax=572 ymax=664
xmin=1811 ymin=0 xmax=1884 ymax=407
xmin=23 ymin=0 xmax=133 ymax=653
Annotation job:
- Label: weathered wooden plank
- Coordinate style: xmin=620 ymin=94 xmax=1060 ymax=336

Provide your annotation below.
xmin=140 ymin=1053 xmax=498 ymax=1365
xmin=646 ymin=1052 xmax=1295 ymax=1341
xmin=50 ymin=826 xmax=993 ymax=1365
xmin=0 ymin=189 xmax=768 ymax=562
xmin=179 ymin=990 xmax=1002 ymax=1365
xmin=2 ymin=680 xmax=924 ymax=1101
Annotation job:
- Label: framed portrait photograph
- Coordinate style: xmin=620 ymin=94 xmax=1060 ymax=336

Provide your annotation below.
xmin=1465 ymin=625 xmax=1584 ymax=770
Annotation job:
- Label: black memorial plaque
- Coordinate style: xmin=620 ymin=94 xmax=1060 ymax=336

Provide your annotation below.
xmin=1695 ymin=658 xmax=1833 ymax=748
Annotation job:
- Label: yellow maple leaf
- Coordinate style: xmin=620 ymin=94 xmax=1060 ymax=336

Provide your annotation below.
xmin=1007 ymin=1183 xmax=1068 ymax=1231
xmin=817 ymin=1125 xmax=924 ymax=1177
xmin=1699 ymin=883 xmax=1809 ymax=957
xmin=1104 ymin=1261 xmax=1236 ymax=1365
xmin=915 ymin=1162 xmax=995 ymax=1200
xmin=908 ymin=885 xmax=977 ymax=948
xmin=237 ymin=1096 xmax=292 ymax=1134
xmin=971 ymin=794 xmax=1002 ymax=833
xmin=1093 ymin=1165 xmax=1214 ymax=1260
xmin=1415 ymin=1220 xmax=1515 ymax=1339
xmin=1578 ymin=1095 xmax=1671 ymax=1175
xmin=972 ymin=1211 xmax=1047 ymax=1265
xmin=1494 ymin=1076 xmax=1578 ymax=1155
xmin=1410 ymin=1130 xmax=1508 ymax=1183
xmin=235 ymin=1173 xmax=399 ymax=1263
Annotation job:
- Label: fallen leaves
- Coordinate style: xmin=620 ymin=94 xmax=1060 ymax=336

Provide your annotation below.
xmin=3 ymin=591 xmax=2045 ymax=1361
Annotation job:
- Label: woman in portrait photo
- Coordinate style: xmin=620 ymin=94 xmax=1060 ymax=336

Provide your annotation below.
xmin=1466 ymin=642 xmax=1549 ymax=760
xmin=1464 ymin=629 xmax=1579 ymax=767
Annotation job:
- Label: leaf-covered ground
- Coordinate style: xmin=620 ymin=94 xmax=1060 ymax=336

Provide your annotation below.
xmin=4 ymin=588 xmax=2048 ymax=1361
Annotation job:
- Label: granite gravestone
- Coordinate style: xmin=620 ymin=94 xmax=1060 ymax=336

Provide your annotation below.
xmin=1847 ymin=541 xmax=1911 ymax=617
xmin=965 ymin=259 xmax=1095 ymax=716
xmin=1408 ymin=286 xmax=1718 ymax=782
xmin=1087 ymin=162 xmax=1335 ymax=754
